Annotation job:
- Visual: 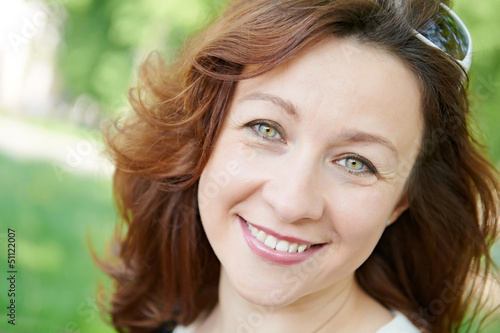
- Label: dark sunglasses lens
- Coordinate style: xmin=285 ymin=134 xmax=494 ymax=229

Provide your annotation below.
xmin=419 ymin=6 xmax=469 ymax=60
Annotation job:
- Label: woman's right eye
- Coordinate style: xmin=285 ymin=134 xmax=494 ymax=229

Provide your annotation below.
xmin=246 ymin=120 xmax=285 ymax=142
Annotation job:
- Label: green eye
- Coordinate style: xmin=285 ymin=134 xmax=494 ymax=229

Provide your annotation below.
xmin=257 ymin=124 xmax=278 ymax=137
xmin=345 ymin=158 xmax=365 ymax=170
xmin=334 ymin=155 xmax=377 ymax=176
xmin=247 ymin=120 xmax=285 ymax=142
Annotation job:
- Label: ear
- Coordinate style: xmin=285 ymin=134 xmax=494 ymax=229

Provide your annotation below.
xmin=387 ymin=194 xmax=409 ymax=226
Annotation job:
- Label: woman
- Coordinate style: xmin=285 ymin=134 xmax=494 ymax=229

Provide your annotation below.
xmin=101 ymin=0 xmax=499 ymax=332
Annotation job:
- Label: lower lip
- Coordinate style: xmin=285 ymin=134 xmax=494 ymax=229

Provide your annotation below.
xmin=238 ymin=216 xmax=324 ymax=265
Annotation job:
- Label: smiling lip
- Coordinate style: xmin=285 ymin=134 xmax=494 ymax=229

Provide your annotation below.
xmin=238 ymin=216 xmax=326 ymax=265
xmin=244 ymin=218 xmax=317 ymax=245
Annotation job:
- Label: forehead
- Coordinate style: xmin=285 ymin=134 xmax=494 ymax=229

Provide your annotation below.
xmin=233 ymin=37 xmax=423 ymax=158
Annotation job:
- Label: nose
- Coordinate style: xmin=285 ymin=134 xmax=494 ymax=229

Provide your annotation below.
xmin=261 ymin=154 xmax=325 ymax=223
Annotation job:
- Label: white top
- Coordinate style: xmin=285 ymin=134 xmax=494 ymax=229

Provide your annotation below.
xmin=172 ymin=310 xmax=420 ymax=333
xmin=375 ymin=311 xmax=421 ymax=333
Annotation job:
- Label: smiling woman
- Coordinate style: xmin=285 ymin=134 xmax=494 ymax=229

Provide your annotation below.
xmin=198 ymin=36 xmax=421 ymax=303
xmin=99 ymin=1 xmax=499 ymax=332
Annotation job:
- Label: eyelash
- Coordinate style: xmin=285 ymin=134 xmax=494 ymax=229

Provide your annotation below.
xmin=245 ymin=120 xmax=378 ymax=177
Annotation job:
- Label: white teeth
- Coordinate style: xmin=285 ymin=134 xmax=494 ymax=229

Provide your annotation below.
xmin=246 ymin=222 xmax=312 ymax=253
xmin=264 ymin=235 xmax=278 ymax=249
xmin=248 ymin=224 xmax=259 ymax=237
xmin=275 ymin=240 xmax=290 ymax=252
xmin=297 ymin=244 xmax=308 ymax=253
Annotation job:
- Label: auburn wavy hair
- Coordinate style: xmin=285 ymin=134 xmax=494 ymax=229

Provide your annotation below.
xmin=99 ymin=0 xmax=500 ymax=332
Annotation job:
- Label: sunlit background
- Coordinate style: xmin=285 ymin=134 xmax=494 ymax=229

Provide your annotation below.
xmin=0 ymin=0 xmax=498 ymax=332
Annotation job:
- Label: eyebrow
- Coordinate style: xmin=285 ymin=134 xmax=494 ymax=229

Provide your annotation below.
xmin=238 ymin=92 xmax=300 ymax=120
xmin=336 ymin=129 xmax=399 ymax=158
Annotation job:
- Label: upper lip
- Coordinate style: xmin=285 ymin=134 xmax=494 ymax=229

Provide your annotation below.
xmin=239 ymin=216 xmax=324 ymax=246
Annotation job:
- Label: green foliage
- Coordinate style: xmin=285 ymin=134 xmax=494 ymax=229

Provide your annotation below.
xmin=57 ymin=0 xmax=228 ymax=113
xmin=454 ymin=0 xmax=500 ymax=163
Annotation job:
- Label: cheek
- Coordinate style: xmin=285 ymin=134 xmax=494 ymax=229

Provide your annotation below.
xmin=198 ymin=146 xmax=254 ymax=209
xmin=197 ymin=138 xmax=259 ymax=232
xmin=327 ymin=189 xmax=393 ymax=256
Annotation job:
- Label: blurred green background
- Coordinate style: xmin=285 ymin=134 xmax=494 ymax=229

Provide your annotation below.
xmin=0 ymin=0 xmax=498 ymax=332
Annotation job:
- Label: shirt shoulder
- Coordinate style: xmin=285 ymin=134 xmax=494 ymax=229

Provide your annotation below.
xmin=375 ymin=310 xmax=421 ymax=333
xmin=171 ymin=322 xmax=198 ymax=333
xmin=170 ymin=315 xmax=205 ymax=333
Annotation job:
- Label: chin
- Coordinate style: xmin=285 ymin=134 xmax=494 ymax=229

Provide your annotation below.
xmin=230 ymin=273 xmax=303 ymax=309
xmin=238 ymin=288 xmax=296 ymax=309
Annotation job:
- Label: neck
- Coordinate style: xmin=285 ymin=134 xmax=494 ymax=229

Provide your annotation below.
xmin=199 ymin=268 xmax=390 ymax=333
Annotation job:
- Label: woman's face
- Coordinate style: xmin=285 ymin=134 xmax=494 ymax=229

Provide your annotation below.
xmin=198 ymin=37 xmax=423 ymax=308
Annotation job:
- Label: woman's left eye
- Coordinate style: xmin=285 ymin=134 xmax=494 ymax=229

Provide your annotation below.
xmin=335 ymin=155 xmax=377 ymax=176
xmin=345 ymin=158 xmax=365 ymax=170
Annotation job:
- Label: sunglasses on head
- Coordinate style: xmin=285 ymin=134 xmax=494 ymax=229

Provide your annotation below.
xmin=413 ymin=3 xmax=472 ymax=72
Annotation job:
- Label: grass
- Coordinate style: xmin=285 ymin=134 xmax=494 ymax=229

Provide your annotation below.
xmin=0 ymin=153 xmax=116 ymax=333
